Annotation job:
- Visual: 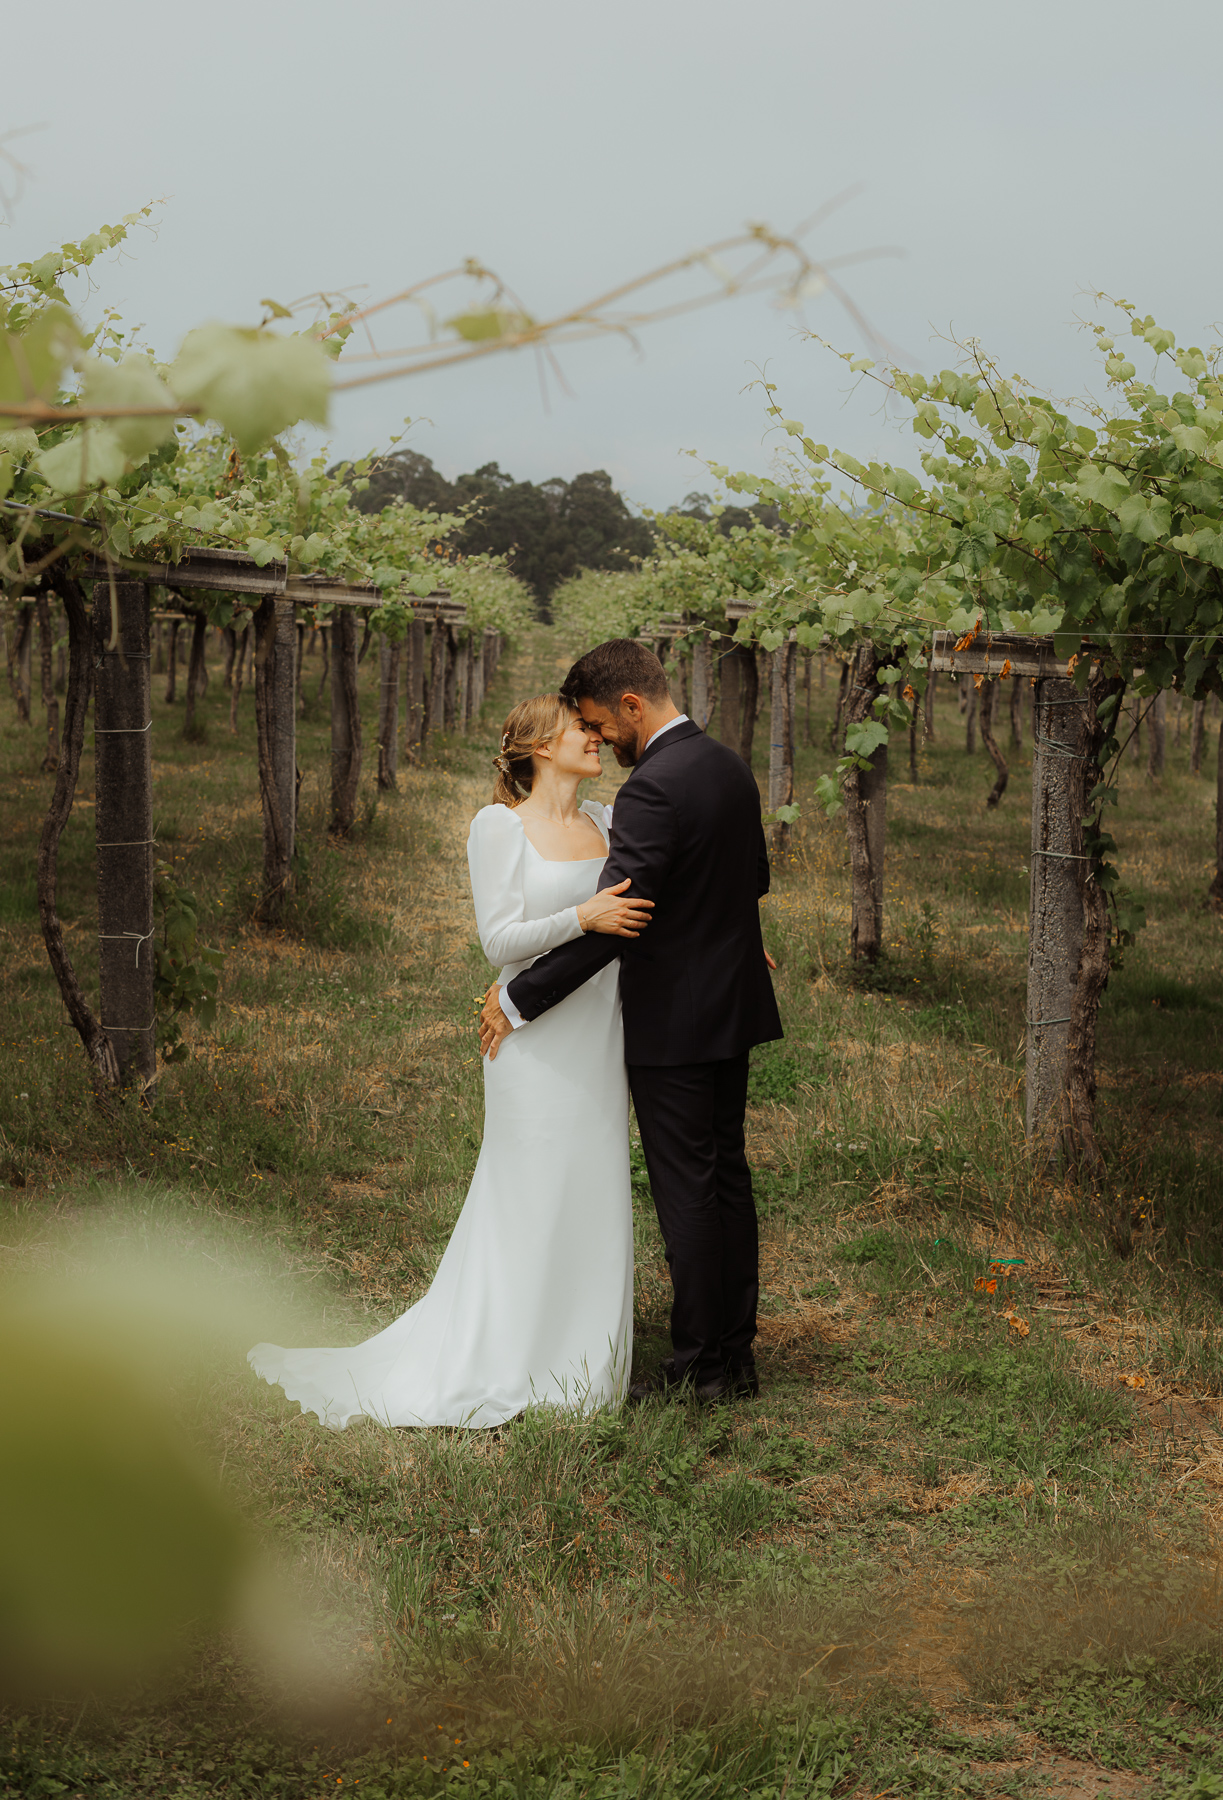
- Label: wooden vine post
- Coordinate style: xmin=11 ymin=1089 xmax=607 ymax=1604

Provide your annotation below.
xmin=469 ymin=630 xmax=487 ymax=722
xmin=480 ymin=628 xmax=498 ymax=711
xmin=766 ymin=632 xmax=797 ymax=857
xmin=406 ymin=616 xmax=427 ymax=760
xmin=933 ymin=629 xmax=1108 ymax=1172
xmin=978 ymin=678 xmax=1010 ymax=808
xmin=722 ymin=602 xmax=761 ymax=765
xmin=690 ymin=631 xmax=714 ymax=731
xmin=717 ymin=635 xmax=743 ymax=756
xmin=92 ymin=578 xmax=156 ymax=1094
xmin=36 ymin=591 xmax=59 ymax=772
xmin=254 ymin=597 xmax=298 ymax=919
xmin=8 ymin=600 xmax=32 ymax=723
xmin=1026 ymin=670 xmax=1095 ymax=1168
xmin=329 ymin=607 xmax=362 ymax=835
xmin=164 ymin=612 xmax=180 ymax=703
xmin=842 ymin=641 xmax=888 ymax=962
xmin=443 ymin=626 xmax=460 ymax=731
xmin=182 ymin=611 xmax=208 ymax=737
xmin=377 ymin=633 xmax=400 ymax=791
xmin=428 ymin=612 xmax=447 ymax=733
xmin=1208 ymin=719 xmax=1223 ymax=911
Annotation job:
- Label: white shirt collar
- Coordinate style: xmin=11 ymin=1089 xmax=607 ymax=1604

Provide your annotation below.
xmin=643 ymin=713 xmax=689 ymax=753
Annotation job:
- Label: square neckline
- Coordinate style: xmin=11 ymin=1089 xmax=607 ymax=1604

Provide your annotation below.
xmin=512 ymin=800 xmax=609 ymax=865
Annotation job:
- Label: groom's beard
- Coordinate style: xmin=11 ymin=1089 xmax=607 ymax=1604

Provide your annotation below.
xmin=603 ymin=712 xmax=640 ymax=768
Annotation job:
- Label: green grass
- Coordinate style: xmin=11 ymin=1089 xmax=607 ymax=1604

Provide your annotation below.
xmin=2 ymin=632 xmax=1223 ymax=1797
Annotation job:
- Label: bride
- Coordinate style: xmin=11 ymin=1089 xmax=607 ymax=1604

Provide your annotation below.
xmin=248 ymin=695 xmax=652 ymax=1429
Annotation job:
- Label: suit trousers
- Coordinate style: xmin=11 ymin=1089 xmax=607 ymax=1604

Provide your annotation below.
xmin=627 ymin=1053 xmax=758 ymax=1386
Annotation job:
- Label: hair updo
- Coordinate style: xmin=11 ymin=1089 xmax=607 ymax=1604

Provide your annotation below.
xmin=492 ymin=694 xmax=572 ymax=806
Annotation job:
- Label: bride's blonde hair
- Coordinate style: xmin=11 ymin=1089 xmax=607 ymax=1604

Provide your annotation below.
xmin=492 ymin=694 xmax=572 ymax=806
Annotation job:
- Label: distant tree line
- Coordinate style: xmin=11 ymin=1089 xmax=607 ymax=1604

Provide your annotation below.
xmin=349 ymin=452 xmax=652 ymax=613
xmin=666 ymin=491 xmax=784 ymax=534
xmin=342 ymin=455 xmax=787 ymax=615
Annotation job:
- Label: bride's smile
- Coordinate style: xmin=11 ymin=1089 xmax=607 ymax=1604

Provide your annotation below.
xmin=514 ymin=711 xmax=610 ymax=864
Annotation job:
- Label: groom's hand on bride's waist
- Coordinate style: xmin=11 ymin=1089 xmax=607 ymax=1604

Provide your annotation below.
xmin=479 ymin=983 xmax=514 ymax=1061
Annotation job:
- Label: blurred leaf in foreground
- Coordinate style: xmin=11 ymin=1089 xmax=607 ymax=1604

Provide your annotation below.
xmin=0 ymin=1320 xmax=248 ymax=1695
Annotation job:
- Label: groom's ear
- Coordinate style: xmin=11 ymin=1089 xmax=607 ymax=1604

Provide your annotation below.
xmin=618 ymin=693 xmax=645 ymax=722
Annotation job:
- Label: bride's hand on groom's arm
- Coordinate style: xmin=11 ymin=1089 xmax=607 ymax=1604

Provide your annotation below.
xmin=479 ymin=983 xmax=513 ymax=1061
xmin=577 ymin=878 xmax=653 ymax=938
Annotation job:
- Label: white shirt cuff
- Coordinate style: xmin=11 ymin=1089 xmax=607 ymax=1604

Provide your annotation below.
xmin=500 ymin=986 xmax=526 ymax=1029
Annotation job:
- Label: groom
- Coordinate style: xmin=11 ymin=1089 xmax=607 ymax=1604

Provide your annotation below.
xmin=479 ymin=638 xmax=782 ymax=1404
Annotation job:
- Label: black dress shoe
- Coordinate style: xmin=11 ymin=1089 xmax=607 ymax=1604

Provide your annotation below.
xmin=693 ymin=1374 xmax=734 ymax=1406
xmin=626 ymin=1358 xmax=686 ymax=1405
xmin=726 ymin=1360 xmax=760 ymax=1400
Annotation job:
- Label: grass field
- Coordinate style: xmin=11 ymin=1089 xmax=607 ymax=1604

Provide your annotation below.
xmin=2 ymin=625 xmax=1222 ymax=1799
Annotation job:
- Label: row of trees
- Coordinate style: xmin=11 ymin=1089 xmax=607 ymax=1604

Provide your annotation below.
xmin=351 ymin=451 xmax=652 ymax=608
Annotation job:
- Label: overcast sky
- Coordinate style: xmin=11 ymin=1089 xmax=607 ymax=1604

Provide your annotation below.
xmin=6 ymin=0 xmax=1222 ymax=510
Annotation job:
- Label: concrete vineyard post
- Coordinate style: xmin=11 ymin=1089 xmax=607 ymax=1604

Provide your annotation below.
xmin=329 ymin=607 xmax=362 ymax=835
xmin=255 ymin=598 xmax=298 ymax=918
xmin=1009 ymin=677 xmax=1024 ymax=748
xmin=924 ymin=670 xmax=937 ymax=740
xmin=1025 ymin=676 xmax=1091 ymax=1162
xmin=377 ymin=634 xmax=400 ymax=790
xmin=92 ymin=579 xmax=156 ymax=1094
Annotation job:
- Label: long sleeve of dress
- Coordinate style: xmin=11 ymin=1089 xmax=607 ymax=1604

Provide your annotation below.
xmin=467 ymin=805 xmax=586 ymax=968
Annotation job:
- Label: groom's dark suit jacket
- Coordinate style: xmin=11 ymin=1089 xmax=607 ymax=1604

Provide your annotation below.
xmin=505 ymin=720 xmax=783 ymax=1066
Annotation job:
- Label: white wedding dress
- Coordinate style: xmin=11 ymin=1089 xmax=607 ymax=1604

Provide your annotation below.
xmin=248 ymin=799 xmax=633 ymax=1429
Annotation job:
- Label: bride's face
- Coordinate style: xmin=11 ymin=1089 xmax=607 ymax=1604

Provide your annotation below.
xmin=536 ymin=713 xmax=604 ymax=781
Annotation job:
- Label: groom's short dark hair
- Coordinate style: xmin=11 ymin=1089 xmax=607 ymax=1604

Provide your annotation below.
xmin=561 ymin=639 xmax=671 ymax=710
